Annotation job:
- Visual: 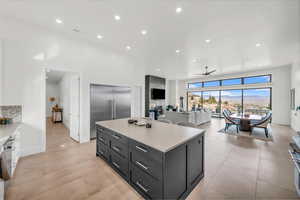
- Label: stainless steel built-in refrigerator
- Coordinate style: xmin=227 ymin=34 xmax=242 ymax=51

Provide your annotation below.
xmin=90 ymin=84 xmax=131 ymax=139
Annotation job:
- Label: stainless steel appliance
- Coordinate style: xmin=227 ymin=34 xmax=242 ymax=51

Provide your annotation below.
xmin=90 ymin=84 xmax=131 ymax=139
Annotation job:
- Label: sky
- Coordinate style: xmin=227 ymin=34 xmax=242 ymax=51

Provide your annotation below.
xmin=189 ymin=75 xmax=270 ymax=89
xmin=189 ymin=75 xmax=271 ymax=97
xmin=191 ymin=89 xmax=270 ymax=97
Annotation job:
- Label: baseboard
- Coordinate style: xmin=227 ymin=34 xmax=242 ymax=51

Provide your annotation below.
xmin=21 ymin=145 xmax=45 ymax=157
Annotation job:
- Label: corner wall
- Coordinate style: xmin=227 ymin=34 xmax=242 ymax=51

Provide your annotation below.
xmin=0 ymin=16 xmax=145 ymax=156
xmin=291 ymin=62 xmax=300 ymax=131
xmin=46 ymin=81 xmax=60 ymax=117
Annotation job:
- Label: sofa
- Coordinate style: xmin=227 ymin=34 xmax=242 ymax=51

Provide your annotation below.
xmin=164 ymin=110 xmax=211 ymax=125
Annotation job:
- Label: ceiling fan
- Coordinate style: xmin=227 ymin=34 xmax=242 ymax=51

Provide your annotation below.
xmin=194 ymin=66 xmax=216 ymax=76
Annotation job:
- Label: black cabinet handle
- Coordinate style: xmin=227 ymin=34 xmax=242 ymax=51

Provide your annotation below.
xmin=135 ymin=161 xmax=148 ymax=170
xmin=135 ymin=145 xmax=148 ymax=153
xmin=99 ymin=150 xmax=104 ymax=155
xmin=112 ymin=146 xmax=121 ymax=152
xmin=112 ymin=134 xmax=120 ymax=140
xmin=136 ymin=181 xmax=149 ymax=193
xmin=99 ymin=137 xmax=105 ymax=143
xmin=112 ymin=162 xmax=120 ymax=169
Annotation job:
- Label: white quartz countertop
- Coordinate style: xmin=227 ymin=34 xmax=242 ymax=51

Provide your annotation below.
xmin=96 ymin=119 xmax=205 ymax=152
xmin=0 ymin=123 xmax=22 ymax=146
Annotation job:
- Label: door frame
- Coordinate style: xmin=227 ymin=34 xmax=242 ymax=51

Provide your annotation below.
xmin=43 ymin=67 xmax=82 ymax=144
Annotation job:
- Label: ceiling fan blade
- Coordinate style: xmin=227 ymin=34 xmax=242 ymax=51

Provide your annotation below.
xmin=208 ymin=69 xmax=216 ymax=74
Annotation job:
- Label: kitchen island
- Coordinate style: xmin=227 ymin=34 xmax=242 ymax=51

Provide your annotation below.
xmin=96 ymin=119 xmax=205 ymax=200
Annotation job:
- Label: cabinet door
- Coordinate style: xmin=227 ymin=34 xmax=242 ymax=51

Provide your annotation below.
xmin=189 ymin=135 xmax=204 ymax=185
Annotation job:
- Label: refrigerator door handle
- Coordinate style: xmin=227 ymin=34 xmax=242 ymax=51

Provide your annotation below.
xmin=111 ymin=100 xmax=114 ymax=120
xmin=114 ymin=99 xmax=117 ymax=119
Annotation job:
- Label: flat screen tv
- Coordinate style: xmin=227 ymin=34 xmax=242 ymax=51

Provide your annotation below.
xmin=151 ymin=88 xmax=165 ymax=100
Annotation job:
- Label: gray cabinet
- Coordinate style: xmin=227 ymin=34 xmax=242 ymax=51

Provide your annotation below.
xmin=96 ymin=124 xmax=204 ymax=199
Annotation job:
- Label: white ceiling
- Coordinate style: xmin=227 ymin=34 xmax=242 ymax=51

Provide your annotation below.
xmin=0 ymin=0 xmax=299 ymax=79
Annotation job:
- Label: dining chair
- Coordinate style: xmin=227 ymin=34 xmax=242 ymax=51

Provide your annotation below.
xmin=250 ymin=112 xmax=272 ymax=138
xmin=223 ymin=110 xmax=239 ymax=133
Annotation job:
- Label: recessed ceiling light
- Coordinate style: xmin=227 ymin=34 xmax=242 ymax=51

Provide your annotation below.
xmin=256 ymin=43 xmax=262 ymax=47
xmin=141 ymin=30 xmax=147 ymax=35
xmin=175 ymin=49 xmax=181 ymax=53
xmin=205 ymin=39 xmax=211 ymax=43
xmin=55 ymin=18 xmax=63 ymax=24
xmin=126 ymin=46 xmax=131 ymax=50
xmin=72 ymin=27 xmax=80 ymax=33
xmin=156 ymin=68 xmax=161 ymax=72
xmin=192 ymin=59 xmax=197 ymax=63
xmin=97 ymin=35 xmax=103 ymax=39
xmin=176 ymin=7 xmax=183 ymax=13
xmin=114 ymin=15 xmax=121 ymax=21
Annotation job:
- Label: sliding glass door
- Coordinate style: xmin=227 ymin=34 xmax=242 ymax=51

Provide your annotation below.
xmin=243 ymin=88 xmax=271 ymax=115
xmin=220 ymin=90 xmax=242 ymax=114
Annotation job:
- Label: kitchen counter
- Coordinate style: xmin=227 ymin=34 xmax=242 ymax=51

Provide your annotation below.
xmin=96 ymin=118 xmax=205 ymax=199
xmin=96 ymin=118 xmax=204 ymax=152
xmin=0 ymin=123 xmax=22 ymax=147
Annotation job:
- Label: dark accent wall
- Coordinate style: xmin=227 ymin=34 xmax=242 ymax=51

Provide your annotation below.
xmin=145 ymin=75 xmax=166 ymax=117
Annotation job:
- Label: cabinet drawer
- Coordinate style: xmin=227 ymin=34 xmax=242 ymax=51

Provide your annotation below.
xmin=109 ymin=130 xmax=128 ymax=145
xmin=110 ymin=138 xmax=128 ymax=158
xmin=110 ymin=150 xmax=129 ymax=178
xmin=97 ymin=142 xmax=109 ymax=161
xmin=130 ymin=140 xmax=163 ymax=164
xmin=131 ymin=165 xmax=163 ymax=199
xmin=131 ymin=150 xmax=162 ymax=180
xmin=96 ymin=128 xmax=109 ymax=146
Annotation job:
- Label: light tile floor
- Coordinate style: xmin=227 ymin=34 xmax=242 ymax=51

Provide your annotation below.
xmin=5 ymin=118 xmax=300 ymax=200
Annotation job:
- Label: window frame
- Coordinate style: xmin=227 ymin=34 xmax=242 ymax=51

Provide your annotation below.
xmin=203 ymin=80 xmax=221 ymax=87
xmin=188 ymin=82 xmax=203 ymax=89
xmin=187 ymin=87 xmax=272 ymax=116
xmin=221 ymin=78 xmax=242 ymax=86
xmin=243 ymin=74 xmax=272 ymax=85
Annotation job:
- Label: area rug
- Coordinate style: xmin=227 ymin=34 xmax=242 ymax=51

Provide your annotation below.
xmin=218 ymin=126 xmax=273 ymax=142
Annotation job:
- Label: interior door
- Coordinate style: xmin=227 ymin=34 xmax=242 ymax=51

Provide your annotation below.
xmin=90 ymin=85 xmax=113 ymax=139
xmin=70 ymin=75 xmax=80 ymax=142
xmin=113 ymin=86 xmax=131 ymax=119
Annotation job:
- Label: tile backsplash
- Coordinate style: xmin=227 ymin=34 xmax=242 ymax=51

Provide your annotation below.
xmin=0 ymin=105 xmax=22 ymax=122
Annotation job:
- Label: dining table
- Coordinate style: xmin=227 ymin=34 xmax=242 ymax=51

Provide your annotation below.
xmin=230 ymin=113 xmax=263 ymax=131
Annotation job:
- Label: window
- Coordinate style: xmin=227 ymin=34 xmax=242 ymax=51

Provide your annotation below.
xmin=244 ymin=75 xmax=271 ymax=84
xmin=203 ymin=81 xmax=220 ymax=87
xmin=243 ymin=88 xmax=271 ymax=115
xmin=221 ymin=90 xmax=242 ymax=114
xmin=187 ymin=75 xmax=272 ymax=116
xmin=221 ymin=78 xmax=242 ymax=86
xmin=188 ymin=82 xmax=202 ymax=88
xmin=187 ymin=92 xmax=203 ymax=111
xmin=203 ymin=91 xmax=221 ymax=116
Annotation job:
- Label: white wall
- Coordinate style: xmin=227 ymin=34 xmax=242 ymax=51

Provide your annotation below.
xmin=291 ymin=62 xmax=300 ymax=131
xmin=59 ymin=74 xmax=71 ymax=129
xmin=0 ymin=40 xmax=2 ymax=105
xmin=45 ymin=81 xmax=60 ymax=117
xmin=0 ymin=16 xmax=145 ymax=156
xmin=168 ymin=66 xmax=291 ymax=125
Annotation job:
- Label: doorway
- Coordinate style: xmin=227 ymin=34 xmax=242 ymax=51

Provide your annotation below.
xmin=45 ymin=69 xmax=80 ymax=151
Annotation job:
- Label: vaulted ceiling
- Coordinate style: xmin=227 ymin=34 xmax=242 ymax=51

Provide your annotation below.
xmin=0 ymin=0 xmax=299 ymax=79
